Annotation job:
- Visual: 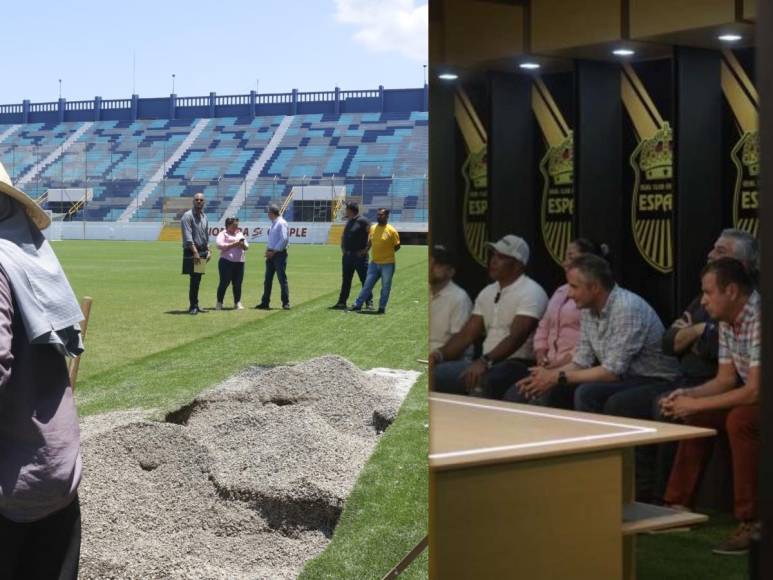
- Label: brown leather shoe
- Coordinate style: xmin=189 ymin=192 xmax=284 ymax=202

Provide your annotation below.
xmin=712 ymin=521 xmax=758 ymax=555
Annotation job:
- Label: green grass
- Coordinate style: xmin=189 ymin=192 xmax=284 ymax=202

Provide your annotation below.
xmin=55 ymin=240 xmax=428 ymax=579
xmin=638 ymin=511 xmax=748 ymax=579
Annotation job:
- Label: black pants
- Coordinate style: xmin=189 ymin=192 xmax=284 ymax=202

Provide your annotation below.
xmin=337 ymin=252 xmax=370 ymax=305
xmin=261 ymin=250 xmax=289 ymax=307
xmin=217 ymin=259 xmax=245 ymax=303
xmin=189 ymin=273 xmax=203 ymax=309
xmin=0 ymin=495 xmax=81 ymax=580
xmin=603 ymin=378 xmax=704 ymax=502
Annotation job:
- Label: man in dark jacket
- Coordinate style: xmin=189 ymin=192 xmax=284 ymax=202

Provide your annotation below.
xmin=331 ymin=201 xmax=372 ymax=310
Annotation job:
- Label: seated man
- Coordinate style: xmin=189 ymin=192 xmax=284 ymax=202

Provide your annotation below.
xmin=598 ymin=228 xmax=757 ymax=502
xmin=430 ymin=245 xmax=472 ymax=359
xmin=430 ymin=235 xmax=547 ymax=399
xmin=661 ymin=257 xmax=760 ymax=555
xmin=514 ymin=254 xmax=679 ymax=410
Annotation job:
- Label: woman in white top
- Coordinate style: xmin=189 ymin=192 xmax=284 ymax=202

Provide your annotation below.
xmin=215 ymin=217 xmax=249 ymax=309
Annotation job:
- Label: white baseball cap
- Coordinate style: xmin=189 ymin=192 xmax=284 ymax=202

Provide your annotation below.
xmin=486 ymin=235 xmax=529 ymax=265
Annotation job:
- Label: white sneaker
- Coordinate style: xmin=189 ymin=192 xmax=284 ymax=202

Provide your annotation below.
xmin=235 ymin=302 xmax=244 ymax=310
xmin=215 ymin=302 xmax=223 ymax=310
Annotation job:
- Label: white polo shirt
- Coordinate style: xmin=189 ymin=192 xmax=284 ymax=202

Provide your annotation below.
xmin=430 ymin=280 xmax=473 ymax=357
xmin=473 ymin=274 xmax=548 ymax=361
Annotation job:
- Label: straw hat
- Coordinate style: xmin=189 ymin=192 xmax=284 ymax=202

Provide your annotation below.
xmin=0 ymin=162 xmax=50 ymax=229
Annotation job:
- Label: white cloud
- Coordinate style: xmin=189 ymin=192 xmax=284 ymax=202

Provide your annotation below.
xmin=334 ymin=0 xmax=428 ymax=62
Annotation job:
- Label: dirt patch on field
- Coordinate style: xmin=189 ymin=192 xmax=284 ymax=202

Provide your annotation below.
xmin=78 ymin=356 xmax=414 ymax=579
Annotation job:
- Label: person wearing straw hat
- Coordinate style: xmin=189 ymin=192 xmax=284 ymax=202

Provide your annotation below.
xmin=0 ymin=162 xmax=85 ymax=579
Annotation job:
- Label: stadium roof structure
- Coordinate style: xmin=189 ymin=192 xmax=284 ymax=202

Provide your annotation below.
xmin=0 ymin=86 xmax=428 ymax=126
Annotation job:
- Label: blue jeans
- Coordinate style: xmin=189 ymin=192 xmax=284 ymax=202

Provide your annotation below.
xmin=354 ymin=262 xmax=395 ymax=310
xmin=260 ymin=250 xmax=289 ymax=306
xmin=433 ymin=359 xmax=530 ymax=400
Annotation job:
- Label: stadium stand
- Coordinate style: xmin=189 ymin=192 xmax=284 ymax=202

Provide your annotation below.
xmin=0 ymin=88 xmax=428 ymax=227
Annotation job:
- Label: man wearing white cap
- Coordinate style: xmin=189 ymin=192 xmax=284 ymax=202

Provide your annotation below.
xmin=0 ymin=162 xmax=84 ymax=578
xmin=430 ymin=235 xmax=548 ymax=399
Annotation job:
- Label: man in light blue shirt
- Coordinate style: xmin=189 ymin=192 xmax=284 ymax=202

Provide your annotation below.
xmin=256 ymin=204 xmax=290 ymax=310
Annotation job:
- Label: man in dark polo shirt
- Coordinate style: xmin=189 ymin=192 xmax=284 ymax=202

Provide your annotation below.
xmin=331 ymin=201 xmax=372 ymax=310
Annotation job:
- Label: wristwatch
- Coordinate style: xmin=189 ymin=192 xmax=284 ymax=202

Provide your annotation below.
xmin=557 ymin=371 xmax=568 ymax=386
xmin=480 ymin=354 xmax=494 ymax=369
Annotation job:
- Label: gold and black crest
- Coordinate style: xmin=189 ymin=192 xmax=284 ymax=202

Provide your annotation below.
xmin=455 ymin=88 xmax=488 ymax=267
xmin=722 ymin=50 xmax=759 ymax=236
xmin=622 ymin=64 xmax=674 ymax=274
xmin=533 ymin=78 xmax=574 ymax=266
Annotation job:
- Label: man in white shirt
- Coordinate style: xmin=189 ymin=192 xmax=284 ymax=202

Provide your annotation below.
xmin=430 ymin=245 xmax=472 ymax=357
xmin=430 ymin=235 xmax=548 ymax=399
xmin=256 ymin=204 xmax=290 ymax=310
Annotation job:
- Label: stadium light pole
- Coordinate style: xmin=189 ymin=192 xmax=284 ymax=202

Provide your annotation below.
xmin=58 ymin=79 xmax=62 ymax=99
xmin=172 ymin=73 xmax=176 ymax=94
xmin=423 ymin=65 xmax=427 ymax=85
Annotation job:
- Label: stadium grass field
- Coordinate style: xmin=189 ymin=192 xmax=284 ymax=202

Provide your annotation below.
xmin=54 ymin=240 xmax=746 ymax=579
xmin=55 ymin=240 xmax=428 ymax=579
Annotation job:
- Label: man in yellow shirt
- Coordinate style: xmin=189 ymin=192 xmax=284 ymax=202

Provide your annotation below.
xmin=349 ymin=208 xmax=400 ymax=314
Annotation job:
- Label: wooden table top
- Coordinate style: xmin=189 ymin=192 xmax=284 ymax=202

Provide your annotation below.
xmin=430 ymin=393 xmax=716 ymax=470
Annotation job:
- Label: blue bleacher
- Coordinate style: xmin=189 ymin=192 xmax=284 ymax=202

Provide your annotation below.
xmin=0 ymin=110 xmax=427 ymax=222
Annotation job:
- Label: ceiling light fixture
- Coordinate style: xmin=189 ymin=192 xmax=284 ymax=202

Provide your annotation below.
xmin=718 ymin=34 xmax=742 ymax=42
xmin=519 ymin=63 xmax=541 ymax=70
xmin=612 ymin=49 xmax=635 ymax=56
xmin=438 ymin=73 xmax=459 ymax=80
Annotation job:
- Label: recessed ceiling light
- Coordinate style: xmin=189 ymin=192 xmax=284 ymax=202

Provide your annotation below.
xmin=437 ymin=73 xmax=459 ymax=80
xmin=613 ymin=49 xmax=635 ymax=56
xmin=519 ymin=63 xmax=540 ymax=70
xmin=718 ymin=34 xmax=742 ymax=42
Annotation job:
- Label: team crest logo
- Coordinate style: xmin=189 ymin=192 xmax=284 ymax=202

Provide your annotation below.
xmin=630 ymin=122 xmax=674 ymax=273
xmin=731 ymin=131 xmax=759 ymax=236
xmin=462 ymin=146 xmax=488 ymax=267
xmin=539 ymin=133 xmax=575 ymax=265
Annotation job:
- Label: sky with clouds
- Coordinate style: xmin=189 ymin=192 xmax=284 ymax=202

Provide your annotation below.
xmin=2 ymin=0 xmax=427 ymax=104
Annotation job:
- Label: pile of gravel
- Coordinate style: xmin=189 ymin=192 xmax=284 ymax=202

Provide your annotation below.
xmin=79 ymin=356 xmax=407 ymax=579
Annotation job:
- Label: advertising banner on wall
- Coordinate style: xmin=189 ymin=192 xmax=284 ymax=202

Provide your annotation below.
xmin=721 ymin=49 xmax=758 ymax=236
xmin=208 ymin=222 xmax=331 ymax=244
xmin=533 ymin=77 xmax=575 ymax=269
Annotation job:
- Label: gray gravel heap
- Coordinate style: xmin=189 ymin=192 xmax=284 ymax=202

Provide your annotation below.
xmin=79 ymin=356 xmax=405 ymax=579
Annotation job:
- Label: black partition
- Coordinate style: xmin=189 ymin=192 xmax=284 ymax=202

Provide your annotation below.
xmin=574 ymin=60 xmax=623 ymax=278
xmin=673 ymin=47 xmax=723 ymax=312
xmin=757 ymin=2 xmax=772 ymax=577
xmin=429 ymin=79 xmax=458 ymax=252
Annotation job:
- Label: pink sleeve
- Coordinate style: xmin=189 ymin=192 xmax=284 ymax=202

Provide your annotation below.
xmin=533 ymin=293 xmax=556 ymax=351
xmin=215 ymin=231 xmax=228 ymax=251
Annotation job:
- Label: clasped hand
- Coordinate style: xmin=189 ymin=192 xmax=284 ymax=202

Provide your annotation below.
xmin=515 ymin=366 xmax=558 ymax=400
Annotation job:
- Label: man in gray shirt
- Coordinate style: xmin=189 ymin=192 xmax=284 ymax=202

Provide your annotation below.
xmin=0 ymin=163 xmax=84 ymax=579
xmin=515 ymin=254 xmax=680 ymax=412
xmin=181 ymin=192 xmax=210 ymax=315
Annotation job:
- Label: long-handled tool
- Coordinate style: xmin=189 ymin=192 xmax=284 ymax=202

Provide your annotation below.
xmin=381 ymin=535 xmax=428 ymax=579
xmin=68 ymin=296 xmax=93 ymax=392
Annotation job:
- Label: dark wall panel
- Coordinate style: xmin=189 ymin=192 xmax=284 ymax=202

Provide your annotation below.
xmin=575 ymin=60 xmax=623 ymax=278
xmin=673 ymin=47 xmax=723 ymax=312
xmin=757 ymin=1 xmax=773 ymax=576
